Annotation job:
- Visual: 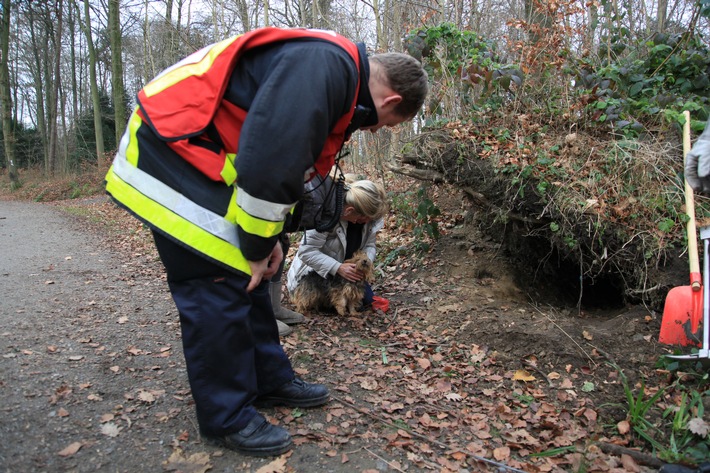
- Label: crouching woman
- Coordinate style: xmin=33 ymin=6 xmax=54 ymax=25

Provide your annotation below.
xmin=286 ymin=178 xmax=388 ymax=313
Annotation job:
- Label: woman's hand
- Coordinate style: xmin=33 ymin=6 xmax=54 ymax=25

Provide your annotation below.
xmin=337 ymin=262 xmax=364 ymax=282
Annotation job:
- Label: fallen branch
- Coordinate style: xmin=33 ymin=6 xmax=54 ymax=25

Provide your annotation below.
xmin=462 ymin=187 xmax=544 ymax=226
xmin=598 ymin=442 xmax=665 ymax=468
xmin=385 ymin=162 xmax=445 ymax=183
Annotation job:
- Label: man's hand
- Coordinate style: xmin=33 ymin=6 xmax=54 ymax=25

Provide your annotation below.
xmin=337 ymin=263 xmax=364 ymax=283
xmin=246 ymin=242 xmax=284 ymax=292
xmin=685 ymin=117 xmax=710 ymax=193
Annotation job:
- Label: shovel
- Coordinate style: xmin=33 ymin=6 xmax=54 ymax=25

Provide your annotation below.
xmin=663 ymin=226 xmax=710 ymax=361
xmin=659 ymin=111 xmax=703 ymax=347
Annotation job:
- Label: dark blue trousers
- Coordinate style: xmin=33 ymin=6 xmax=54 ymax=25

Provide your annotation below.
xmin=153 ymin=232 xmax=294 ymax=436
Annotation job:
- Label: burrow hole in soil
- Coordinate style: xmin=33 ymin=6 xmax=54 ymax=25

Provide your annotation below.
xmin=506 ymin=234 xmax=627 ymax=311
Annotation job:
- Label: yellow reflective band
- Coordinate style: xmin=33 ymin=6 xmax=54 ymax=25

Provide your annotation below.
xmin=221 ymin=153 xmax=237 ymax=185
xmin=236 ymin=205 xmax=284 ymax=238
xmin=225 ymin=187 xmax=239 ymax=225
xmin=111 ymin=155 xmax=239 ymax=244
xmin=125 ymin=108 xmax=143 ymax=166
xmin=142 ymin=35 xmax=241 ymax=98
xmin=106 ymin=170 xmax=251 ymax=275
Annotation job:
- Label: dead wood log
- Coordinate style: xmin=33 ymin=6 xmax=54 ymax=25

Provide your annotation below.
xmin=598 ymin=442 xmax=665 ymax=469
xmin=385 ymin=162 xmax=445 ymax=183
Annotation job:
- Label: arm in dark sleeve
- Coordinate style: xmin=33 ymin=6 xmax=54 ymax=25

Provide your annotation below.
xmin=230 ymin=41 xmax=359 ymax=261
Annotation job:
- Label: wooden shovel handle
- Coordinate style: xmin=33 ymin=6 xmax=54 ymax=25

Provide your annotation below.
xmin=683 ymin=110 xmax=701 ymax=289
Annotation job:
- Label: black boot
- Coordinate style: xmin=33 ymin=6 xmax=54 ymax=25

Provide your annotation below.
xmin=202 ymin=413 xmax=292 ymax=457
xmin=254 ymin=378 xmax=329 ymax=408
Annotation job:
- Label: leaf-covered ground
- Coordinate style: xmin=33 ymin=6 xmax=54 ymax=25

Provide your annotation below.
xmin=0 ymin=169 xmax=695 ymax=472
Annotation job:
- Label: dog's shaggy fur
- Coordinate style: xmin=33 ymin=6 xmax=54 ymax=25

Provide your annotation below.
xmin=292 ymin=251 xmax=374 ymax=316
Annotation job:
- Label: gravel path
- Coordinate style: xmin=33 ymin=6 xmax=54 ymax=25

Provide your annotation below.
xmin=0 ymin=200 xmax=389 ymax=473
xmin=0 ymin=200 xmax=191 ymax=472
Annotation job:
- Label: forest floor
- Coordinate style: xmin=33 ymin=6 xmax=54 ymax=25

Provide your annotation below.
xmin=0 ymin=169 xmax=694 ymax=473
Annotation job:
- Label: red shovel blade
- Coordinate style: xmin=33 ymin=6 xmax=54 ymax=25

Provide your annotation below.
xmin=659 ymin=285 xmax=703 ymax=346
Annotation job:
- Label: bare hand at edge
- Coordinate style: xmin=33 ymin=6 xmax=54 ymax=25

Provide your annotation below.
xmin=247 ymin=241 xmax=283 ymax=292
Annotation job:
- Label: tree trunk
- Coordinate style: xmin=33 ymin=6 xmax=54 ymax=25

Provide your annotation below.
xmin=299 ymin=0 xmax=307 ymax=26
xmin=80 ymin=0 xmax=105 ymax=167
xmin=165 ymin=0 xmax=175 ymax=65
xmin=371 ymin=0 xmax=383 ymax=50
xmin=143 ymin=0 xmax=154 ymax=81
xmin=109 ymin=0 xmax=126 ymax=147
xmin=585 ymin=0 xmax=598 ymax=53
xmin=47 ymin=0 xmax=63 ymax=176
xmin=26 ymin=3 xmax=49 ymax=175
xmin=68 ymin=2 xmax=78 ymax=124
xmin=657 ymin=0 xmax=667 ymax=32
xmin=235 ymin=0 xmax=251 ymax=31
xmin=0 ymin=0 xmax=18 ymax=188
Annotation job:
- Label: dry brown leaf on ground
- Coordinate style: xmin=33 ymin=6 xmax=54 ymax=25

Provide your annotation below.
xmin=255 ymin=456 xmax=288 ymax=473
xmin=57 ymin=441 xmax=83 ymax=457
xmin=163 ymin=448 xmax=212 ymax=473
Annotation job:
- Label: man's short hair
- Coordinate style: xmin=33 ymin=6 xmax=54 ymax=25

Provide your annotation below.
xmin=370 ymin=53 xmax=428 ymax=119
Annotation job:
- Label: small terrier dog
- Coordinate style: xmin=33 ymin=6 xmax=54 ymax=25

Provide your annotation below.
xmin=292 ymin=251 xmax=374 ymax=316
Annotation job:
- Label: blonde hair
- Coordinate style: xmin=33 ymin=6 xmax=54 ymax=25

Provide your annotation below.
xmin=343 ymin=174 xmax=388 ymax=221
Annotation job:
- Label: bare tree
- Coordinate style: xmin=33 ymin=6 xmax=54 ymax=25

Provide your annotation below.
xmin=77 ymin=0 xmax=105 ymax=167
xmin=109 ymin=0 xmax=126 ymax=145
xmin=24 ymin=2 xmax=51 ymax=173
xmin=47 ymin=0 xmax=63 ymax=174
xmin=0 ymin=0 xmax=18 ymax=187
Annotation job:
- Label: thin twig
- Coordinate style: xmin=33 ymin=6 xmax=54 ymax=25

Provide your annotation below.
xmin=522 ymin=358 xmax=554 ymax=386
xmin=331 ymin=394 xmax=528 ymax=473
xmin=363 ymin=447 xmax=407 ymax=472
xmin=385 ymin=306 xmax=399 ymax=331
xmin=530 ymin=304 xmax=597 ymax=368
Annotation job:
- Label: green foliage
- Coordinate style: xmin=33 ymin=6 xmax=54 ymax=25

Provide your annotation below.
xmin=389 ymin=186 xmax=441 ymax=254
xmin=69 ymin=182 xmax=95 ymax=199
xmin=66 ymin=90 xmax=117 ymax=171
xmin=413 ymin=187 xmax=441 ymax=247
xmin=701 ymin=0 xmax=710 ymax=17
xmin=0 ymin=119 xmax=44 ymax=168
xmin=574 ymin=32 xmax=710 ymax=130
xmin=405 ymin=23 xmax=497 ymax=77
xmin=404 ymin=24 xmax=523 ymax=111
xmin=605 ymin=360 xmax=710 ymax=466
xmin=660 ymin=390 xmax=709 ymax=464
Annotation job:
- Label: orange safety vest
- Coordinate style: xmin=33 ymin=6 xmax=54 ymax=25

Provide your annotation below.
xmin=137 ymin=27 xmax=361 ymax=183
xmin=106 ymin=28 xmax=363 ymax=276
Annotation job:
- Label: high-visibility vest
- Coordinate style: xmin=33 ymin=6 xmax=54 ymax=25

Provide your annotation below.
xmin=105 ymin=28 xmax=361 ymax=275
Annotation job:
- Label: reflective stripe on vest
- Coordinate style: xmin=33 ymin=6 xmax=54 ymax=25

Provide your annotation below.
xmin=237 ymin=188 xmax=295 ymax=230
xmin=111 ymin=154 xmax=239 ymax=246
xmin=106 ymin=121 xmax=252 ymax=275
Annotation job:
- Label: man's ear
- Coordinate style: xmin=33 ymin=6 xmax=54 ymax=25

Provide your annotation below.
xmin=382 ymin=94 xmax=402 ymax=109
